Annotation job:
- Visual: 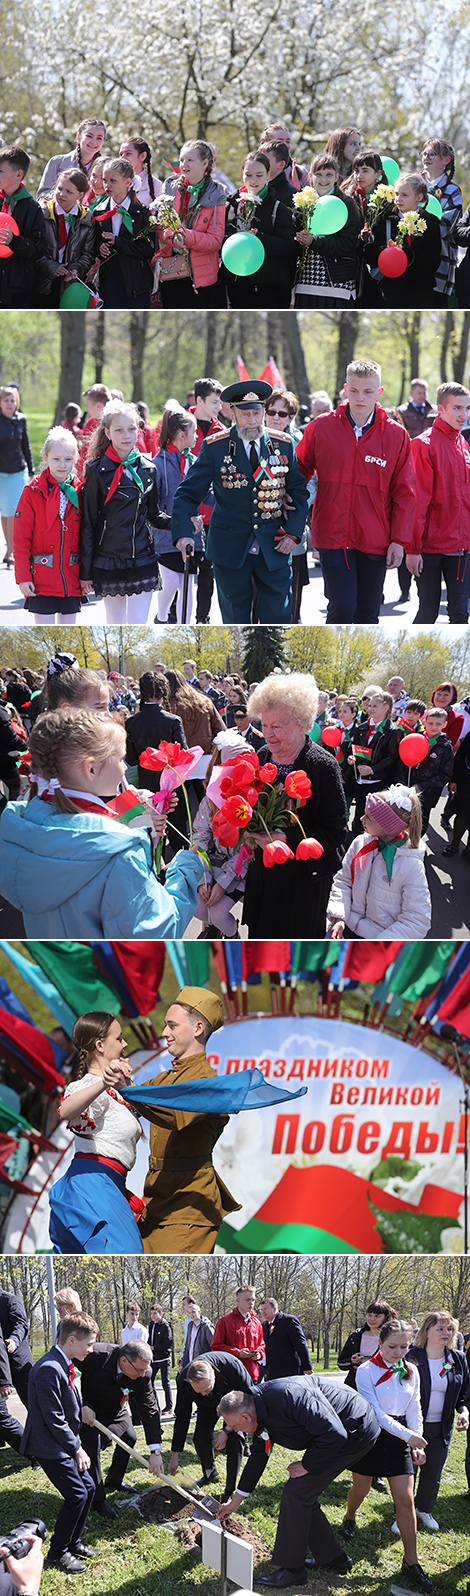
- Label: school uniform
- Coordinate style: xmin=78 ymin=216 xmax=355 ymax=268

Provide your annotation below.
xmin=355 ymin=1356 xmax=423 ymax=1478
xmin=20 ymin=1342 xmax=95 ymax=1559
xmin=0 ymin=186 xmax=47 ymax=307
xmin=91 ymin=196 xmax=154 ymax=307
xmin=350 ymin=716 xmax=402 ymax=831
xmin=37 ymin=200 xmax=95 ymax=304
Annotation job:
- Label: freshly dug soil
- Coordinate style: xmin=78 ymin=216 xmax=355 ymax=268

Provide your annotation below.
xmin=137 ymin=1486 xmax=270 ymax=1559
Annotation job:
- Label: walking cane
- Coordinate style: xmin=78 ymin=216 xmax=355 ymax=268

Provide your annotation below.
xmin=92 ymin=1418 xmax=218 ymax=1517
xmin=291 ymin=557 xmax=302 ymax=623
xmin=181 ymin=544 xmax=192 ymax=624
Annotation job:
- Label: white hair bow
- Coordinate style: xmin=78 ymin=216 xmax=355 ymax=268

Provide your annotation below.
xmin=386 ymin=783 xmax=417 ymax=812
xmin=29 ymin=774 xmax=61 ymax=795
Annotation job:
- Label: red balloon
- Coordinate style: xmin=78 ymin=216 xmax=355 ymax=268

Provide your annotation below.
xmin=398 ymin=733 xmax=429 ymax=767
xmin=0 ymin=214 xmax=19 ymax=258
xmin=322 ymin=724 xmax=342 ymax=747
xmin=378 ymin=243 xmax=408 ymax=278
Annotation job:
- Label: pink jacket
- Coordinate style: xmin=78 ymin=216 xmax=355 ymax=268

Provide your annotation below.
xmin=158 ymin=177 xmax=226 ymax=288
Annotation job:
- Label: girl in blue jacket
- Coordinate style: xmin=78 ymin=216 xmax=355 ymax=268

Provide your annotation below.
xmin=0 ymin=707 xmax=203 ymax=936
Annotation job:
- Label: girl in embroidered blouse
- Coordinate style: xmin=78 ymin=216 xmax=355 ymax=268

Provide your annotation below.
xmin=49 ymin=1010 xmax=143 ymax=1254
xmin=344 ymin=1319 xmax=432 ymax=1595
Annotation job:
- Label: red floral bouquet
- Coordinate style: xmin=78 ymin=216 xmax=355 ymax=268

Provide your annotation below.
xmin=207 ymin=748 xmax=324 ymax=869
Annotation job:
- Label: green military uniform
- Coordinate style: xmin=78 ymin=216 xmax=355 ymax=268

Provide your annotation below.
xmin=171 ymin=383 xmax=309 ymax=621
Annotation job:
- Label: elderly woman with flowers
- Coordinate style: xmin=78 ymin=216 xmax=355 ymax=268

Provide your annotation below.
xmin=237 ymin=673 xmax=348 ymax=936
xmin=362 ymin=172 xmax=441 ymax=307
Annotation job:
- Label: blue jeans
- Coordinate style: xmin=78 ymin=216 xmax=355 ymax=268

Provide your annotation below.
xmin=319 ymin=548 xmax=387 ymax=623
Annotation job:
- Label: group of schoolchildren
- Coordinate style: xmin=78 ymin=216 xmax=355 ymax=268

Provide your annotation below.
xmin=0 ymin=117 xmax=467 ymax=309
xmin=0 ymin=651 xmax=469 ymax=942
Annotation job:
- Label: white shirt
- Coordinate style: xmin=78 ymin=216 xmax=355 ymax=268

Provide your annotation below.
xmin=61 ymin=1073 xmax=142 ymax=1171
xmin=121 ymin=1321 xmax=148 ymax=1345
xmin=426 ymin=1356 xmax=447 ymax=1421
xmin=356 ymin=1358 xmax=423 ymax=1440
xmin=55 ymin=201 xmax=79 ymax=262
xmin=110 ymin=195 xmax=131 ymax=237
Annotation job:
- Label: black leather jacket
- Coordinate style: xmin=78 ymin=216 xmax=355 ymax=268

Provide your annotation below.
xmin=0 ymin=411 xmax=34 ymax=475
xmin=80 ymin=452 xmax=170 ymax=578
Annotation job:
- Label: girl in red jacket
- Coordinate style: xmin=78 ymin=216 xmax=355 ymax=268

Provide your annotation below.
xmin=13 ymin=426 xmax=89 ymax=622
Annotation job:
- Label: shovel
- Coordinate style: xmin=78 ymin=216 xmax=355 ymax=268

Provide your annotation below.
xmin=92 ymin=1419 xmax=219 ymax=1519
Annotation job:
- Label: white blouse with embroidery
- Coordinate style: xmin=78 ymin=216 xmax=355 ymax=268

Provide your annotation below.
xmin=62 ymin=1073 xmax=142 ymax=1172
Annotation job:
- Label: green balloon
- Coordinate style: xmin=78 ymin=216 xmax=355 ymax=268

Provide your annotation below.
xmin=309 ymin=195 xmax=348 ymax=235
xmin=426 ymin=194 xmax=443 ymax=220
xmin=382 ymin=157 xmax=400 ymax=183
xmin=221 ymin=232 xmax=266 ymax=276
xmin=60 ymin=279 xmax=92 ymax=309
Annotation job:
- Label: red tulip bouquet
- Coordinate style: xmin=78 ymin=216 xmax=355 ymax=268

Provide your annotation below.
xmin=206 ymin=748 xmax=324 ymax=869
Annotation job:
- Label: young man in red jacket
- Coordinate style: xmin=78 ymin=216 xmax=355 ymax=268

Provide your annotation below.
xmin=406 ymin=381 xmax=470 ymax=624
xmin=190 ymin=377 xmax=225 ymax=623
xmin=296 ymin=358 xmax=416 ymax=623
xmin=212 ymin=1286 xmax=265 ymax=1382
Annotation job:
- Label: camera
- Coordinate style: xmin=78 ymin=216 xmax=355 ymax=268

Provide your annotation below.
xmin=0 ymin=1522 xmax=47 ymax=1563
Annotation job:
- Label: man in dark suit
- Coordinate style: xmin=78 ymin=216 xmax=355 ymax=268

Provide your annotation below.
xmin=0 ymin=1290 xmax=33 ymax=1406
xmin=0 ymin=1326 xmax=24 ymax=1456
xmin=20 ymin=1311 xmax=98 ymax=1575
xmin=78 ymin=1339 xmax=164 ymax=1521
xmin=259 ymin=1300 xmax=313 ymax=1381
xmin=217 ymin=1375 xmax=380 ymax=1589
xmin=169 ymin=1351 xmax=256 ymax=1499
xmin=147 ymin=1303 xmax=173 ymax=1415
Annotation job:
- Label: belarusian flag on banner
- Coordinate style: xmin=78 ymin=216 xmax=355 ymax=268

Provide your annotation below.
xmin=25 ymin=942 xmax=121 ymax=1018
xmin=242 ymin=943 xmax=291 ymax=976
xmin=435 ymin=967 xmax=470 ymax=1040
xmin=343 ymin=943 xmax=404 ymax=983
xmin=290 ymin=942 xmax=340 ymax=975
xmin=351 ymin=745 xmax=372 ymax=760
xmin=387 ymin=943 xmax=456 ymax=1002
xmin=259 ymin=357 xmax=283 ymax=386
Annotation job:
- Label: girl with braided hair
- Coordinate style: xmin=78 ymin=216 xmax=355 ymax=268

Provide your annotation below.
xmin=80 ymin=401 xmax=169 ymax=622
xmin=156 ymin=140 xmax=226 ymax=306
xmin=37 ymin=118 xmax=106 ymax=200
xmin=119 ymin=137 xmax=162 ymax=206
xmin=49 ymin=1010 xmax=145 ymax=1253
xmin=90 ymin=158 xmax=155 ymax=307
xmin=0 ymin=707 xmax=204 ymax=936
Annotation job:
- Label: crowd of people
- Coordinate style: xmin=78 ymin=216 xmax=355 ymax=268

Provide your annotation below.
xmin=0 ymin=654 xmax=469 ymax=940
xmin=0 ymin=1281 xmax=468 ymax=1592
xmin=3 ymin=366 xmax=470 ymax=628
xmin=0 ymin=120 xmax=468 ymax=309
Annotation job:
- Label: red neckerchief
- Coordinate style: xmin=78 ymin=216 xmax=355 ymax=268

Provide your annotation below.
xmin=104 ymin=444 xmax=131 ymax=504
xmin=350 ymin=831 xmax=406 ymax=883
xmin=181 ymin=181 xmax=192 ymax=221
xmin=166 ymin=440 xmax=186 ymax=479
xmin=370 ymin=1349 xmax=398 ymax=1384
xmin=54 ymin=206 xmax=69 ymax=252
xmin=39 ymin=790 xmax=116 ymax=816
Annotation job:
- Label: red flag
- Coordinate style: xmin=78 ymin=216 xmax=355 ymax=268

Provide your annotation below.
xmin=237 ymin=357 xmax=250 ymax=380
xmin=436 ymin=968 xmax=470 ymax=1039
xmin=0 ymin=1008 xmax=65 ymax=1093
xmin=259 ymin=357 xmax=283 ymax=386
xmin=343 ymin=943 xmax=405 ymax=983
xmin=242 ymin=943 xmax=291 ymax=977
xmin=111 ymin=943 xmax=166 ymax=1016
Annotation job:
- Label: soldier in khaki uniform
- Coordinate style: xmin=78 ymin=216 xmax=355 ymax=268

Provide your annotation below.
xmin=128 ymin=986 xmax=240 ymax=1254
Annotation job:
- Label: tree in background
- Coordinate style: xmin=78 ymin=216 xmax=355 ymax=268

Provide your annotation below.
xmin=243 ymin=626 xmax=287 ymax=682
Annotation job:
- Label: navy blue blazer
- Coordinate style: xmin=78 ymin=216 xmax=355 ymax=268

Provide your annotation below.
xmin=237 ymin=1374 xmax=379 ymax=1493
xmin=0 ymin=1292 xmax=33 ymax=1372
xmin=262 ymin=1313 xmax=312 ymax=1380
xmin=20 ymin=1344 xmax=81 ymax=1461
xmin=408 ymin=1345 xmax=470 ymax=1447
xmin=172 ymin=1350 xmax=255 ymax=1455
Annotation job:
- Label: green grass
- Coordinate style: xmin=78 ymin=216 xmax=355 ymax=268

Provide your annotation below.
xmin=3 ymin=1425 xmax=468 ymax=1596
xmin=25 ymin=413 xmax=56 ymax=471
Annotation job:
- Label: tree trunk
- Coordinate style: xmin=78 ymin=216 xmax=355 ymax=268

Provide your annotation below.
xmin=205 ymin=314 xmax=217 ymax=374
xmin=440 ymin=311 xmax=454 ymax=381
xmin=54 ymin=313 xmax=86 ymax=421
xmin=453 ymin=311 xmax=470 ymax=382
xmin=93 ymin=313 xmax=106 ymax=382
xmin=334 ymin=313 xmax=359 ymax=405
xmin=408 ymin=312 xmax=421 ymax=379
xmin=130 ymin=312 xmax=150 ymax=401
xmin=281 ymin=312 xmax=310 ymax=406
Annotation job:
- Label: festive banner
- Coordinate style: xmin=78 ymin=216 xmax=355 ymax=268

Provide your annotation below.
xmin=26 ymin=942 xmax=121 ymax=1018
xmin=0 ymin=941 xmax=76 ymax=1032
xmin=192 ymin=1014 xmax=465 ymax=1255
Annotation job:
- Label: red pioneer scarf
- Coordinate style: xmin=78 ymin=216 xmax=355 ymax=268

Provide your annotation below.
xmin=370 ymin=1349 xmax=408 ymax=1384
xmin=104 ymin=445 xmax=144 ymax=504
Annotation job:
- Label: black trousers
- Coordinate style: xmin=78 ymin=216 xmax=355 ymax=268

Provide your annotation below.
xmin=0 ymin=1400 xmax=23 ymax=1453
xmin=10 ymin=1363 xmax=32 ymax=1408
xmin=419 ymin=785 xmax=444 ymax=834
xmin=81 ymin=1415 xmax=137 ymax=1500
xmin=414 ymin=1421 xmax=449 ymax=1513
xmin=194 ymin=1409 xmax=244 ymax=1499
xmin=414 ymin=552 xmax=470 ymax=624
xmin=272 ymin=1418 xmax=380 ymax=1569
xmin=39 ymin=1455 xmax=95 ymax=1556
xmin=152 ymin=1358 xmax=173 ymax=1409
xmin=319 ymin=549 xmax=387 ymax=624
xmin=195 ymin=555 xmax=214 ymax=622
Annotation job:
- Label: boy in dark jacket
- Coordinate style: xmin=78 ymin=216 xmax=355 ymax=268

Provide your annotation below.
xmin=224 ymin=150 xmax=297 ymax=308
xmin=405 ymin=705 xmax=453 ymax=832
xmin=0 ymin=147 xmax=46 ymax=306
xmin=20 ymin=1312 xmax=98 ymax=1574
